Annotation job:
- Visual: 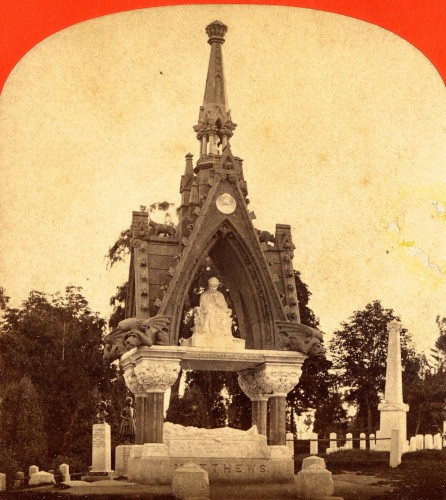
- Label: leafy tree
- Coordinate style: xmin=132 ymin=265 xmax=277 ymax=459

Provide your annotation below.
xmin=0 ymin=287 xmax=123 ymax=466
xmin=286 ymin=271 xmax=332 ymax=435
xmin=329 ymin=300 xmax=422 ymax=436
xmin=166 ymin=385 xmax=211 ymax=428
xmin=0 ymin=286 xmax=9 ymax=310
xmin=0 ymin=376 xmax=47 ymax=470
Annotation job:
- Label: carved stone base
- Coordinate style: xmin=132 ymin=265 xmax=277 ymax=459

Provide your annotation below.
xmin=125 ymin=424 xmax=294 ymax=485
xmin=182 ymin=332 xmax=245 ymax=350
xmin=376 ymin=402 xmax=409 ymax=452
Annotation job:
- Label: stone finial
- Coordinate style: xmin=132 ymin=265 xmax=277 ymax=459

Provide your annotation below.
xmin=388 ymin=319 xmax=401 ymax=334
xmin=206 ymin=20 xmax=228 ymax=44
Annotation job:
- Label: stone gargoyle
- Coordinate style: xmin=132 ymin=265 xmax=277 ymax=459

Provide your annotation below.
xmin=276 ymin=321 xmax=326 ymax=356
xmin=103 ymin=315 xmax=170 ymax=362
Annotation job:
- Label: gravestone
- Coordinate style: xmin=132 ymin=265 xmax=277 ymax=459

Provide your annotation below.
xmin=433 ymin=433 xmax=442 ymax=450
xmin=103 ymin=19 xmax=326 ymax=488
xmin=28 ymin=465 xmax=39 ymax=477
xmin=376 ymin=321 xmax=409 ymax=451
xmin=59 ymin=463 xmax=70 ymax=482
xmin=0 ymin=473 xmax=6 ymax=492
xmin=92 ymin=422 xmax=112 ymax=471
xmin=424 ymin=434 xmax=433 ymax=450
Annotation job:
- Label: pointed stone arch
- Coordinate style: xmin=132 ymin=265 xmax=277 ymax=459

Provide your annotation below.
xmin=161 ymin=219 xmax=284 ymax=349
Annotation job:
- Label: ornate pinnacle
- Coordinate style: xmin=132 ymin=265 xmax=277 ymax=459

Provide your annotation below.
xmin=206 ymin=20 xmax=228 ymax=44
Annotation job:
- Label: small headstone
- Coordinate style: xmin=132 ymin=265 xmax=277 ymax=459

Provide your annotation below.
xmin=416 ymin=434 xmax=424 ymax=451
xmin=297 ymin=456 xmax=334 ymax=499
xmin=360 ymin=433 xmax=366 ymax=450
xmin=29 ymin=471 xmax=55 ymax=486
xmin=310 ymin=433 xmax=318 ymax=455
xmin=433 ymin=433 xmax=442 ymax=450
xmin=171 ymin=463 xmax=209 ymax=499
xmin=59 ymin=463 xmax=70 ymax=482
xmin=424 ymin=434 xmax=433 ymax=450
xmin=13 ymin=472 xmax=24 ymax=489
xmin=370 ymin=434 xmax=376 ymax=450
xmin=390 ymin=430 xmax=402 ymax=468
xmin=0 ymin=473 xmax=6 ymax=492
xmin=409 ymin=436 xmax=417 ymax=451
xmin=345 ymin=433 xmax=353 ymax=449
xmin=28 ymin=465 xmax=39 ymax=477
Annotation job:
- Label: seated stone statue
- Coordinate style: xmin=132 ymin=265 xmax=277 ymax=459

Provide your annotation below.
xmin=194 ymin=277 xmax=232 ymax=336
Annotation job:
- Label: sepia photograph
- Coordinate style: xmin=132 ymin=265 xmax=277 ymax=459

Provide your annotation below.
xmin=1 ymin=2 xmax=446 ymax=498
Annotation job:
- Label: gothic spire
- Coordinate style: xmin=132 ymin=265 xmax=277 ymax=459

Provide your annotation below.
xmin=193 ymin=21 xmax=236 ymax=158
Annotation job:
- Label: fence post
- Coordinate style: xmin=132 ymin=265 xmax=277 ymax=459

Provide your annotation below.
xmin=369 ymin=434 xmax=376 ymax=451
xmin=360 ymin=433 xmax=366 ymax=450
xmin=345 ymin=433 xmax=353 ymax=449
xmin=424 ymin=434 xmax=433 ymax=450
xmin=329 ymin=432 xmax=337 ymax=450
xmin=433 ymin=433 xmax=442 ymax=450
xmin=390 ymin=429 xmax=402 ymax=468
xmin=310 ymin=433 xmax=318 ymax=455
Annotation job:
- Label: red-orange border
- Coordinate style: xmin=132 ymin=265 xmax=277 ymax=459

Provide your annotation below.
xmin=1 ymin=0 xmax=445 ymax=92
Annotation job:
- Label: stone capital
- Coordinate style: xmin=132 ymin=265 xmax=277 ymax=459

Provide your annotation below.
xmin=238 ymin=362 xmax=303 ymax=399
xmin=122 ymin=357 xmax=181 ymax=394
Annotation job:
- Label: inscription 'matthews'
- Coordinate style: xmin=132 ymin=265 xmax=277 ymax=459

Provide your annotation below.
xmin=173 ymin=462 xmax=267 ymax=474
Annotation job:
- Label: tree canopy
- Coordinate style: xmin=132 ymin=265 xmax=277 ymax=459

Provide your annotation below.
xmin=329 ymin=300 xmax=422 ymax=435
xmin=0 ymin=287 xmax=126 ymax=471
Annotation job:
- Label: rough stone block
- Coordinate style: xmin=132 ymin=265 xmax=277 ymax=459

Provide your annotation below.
xmin=29 ymin=471 xmax=55 ymax=486
xmin=301 ymin=456 xmax=326 ymax=469
xmin=297 ymin=465 xmax=334 ymax=498
xmin=171 ymin=463 xmax=209 ymax=499
xmin=0 ymin=473 xmax=6 ymax=492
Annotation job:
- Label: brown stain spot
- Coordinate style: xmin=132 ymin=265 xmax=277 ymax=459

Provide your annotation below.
xmin=317 ymin=153 xmax=329 ymax=163
xmin=360 ymin=177 xmax=371 ymax=187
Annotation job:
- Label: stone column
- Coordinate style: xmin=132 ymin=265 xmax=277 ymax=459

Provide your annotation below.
xmin=238 ymin=362 xmax=303 ymax=445
xmin=122 ymin=355 xmax=181 ymax=444
xmin=376 ymin=320 xmax=409 ymax=451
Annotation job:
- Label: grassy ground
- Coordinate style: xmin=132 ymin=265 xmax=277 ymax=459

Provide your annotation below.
xmin=319 ymin=449 xmax=446 ymax=499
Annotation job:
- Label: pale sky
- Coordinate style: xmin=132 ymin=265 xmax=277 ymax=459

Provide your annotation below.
xmin=1 ymin=5 xmax=445 ymax=355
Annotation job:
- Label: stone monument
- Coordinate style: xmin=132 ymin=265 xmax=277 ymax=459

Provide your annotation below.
xmin=104 ymin=20 xmax=325 ymax=486
xmin=82 ymin=401 xmax=114 ymax=482
xmin=376 ymin=320 xmax=409 ymax=451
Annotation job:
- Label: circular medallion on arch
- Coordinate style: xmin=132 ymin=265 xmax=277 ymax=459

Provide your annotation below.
xmin=216 ymin=193 xmax=236 ymax=214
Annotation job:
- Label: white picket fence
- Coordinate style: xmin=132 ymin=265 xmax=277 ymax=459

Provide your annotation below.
xmin=299 ymin=431 xmax=443 ymax=455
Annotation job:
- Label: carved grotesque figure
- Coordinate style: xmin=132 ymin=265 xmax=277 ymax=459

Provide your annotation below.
xmin=103 ymin=315 xmax=170 ymax=362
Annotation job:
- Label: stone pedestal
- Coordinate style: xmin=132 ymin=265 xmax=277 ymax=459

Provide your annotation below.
xmin=92 ymin=423 xmax=112 ymax=471
xmin=115 ymin=445 xmax=135 ymax=477
xmin=376 ymin=321 xmax=409 ymax=451
xmin=269 ymin=397 xmax=287 ymax=445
